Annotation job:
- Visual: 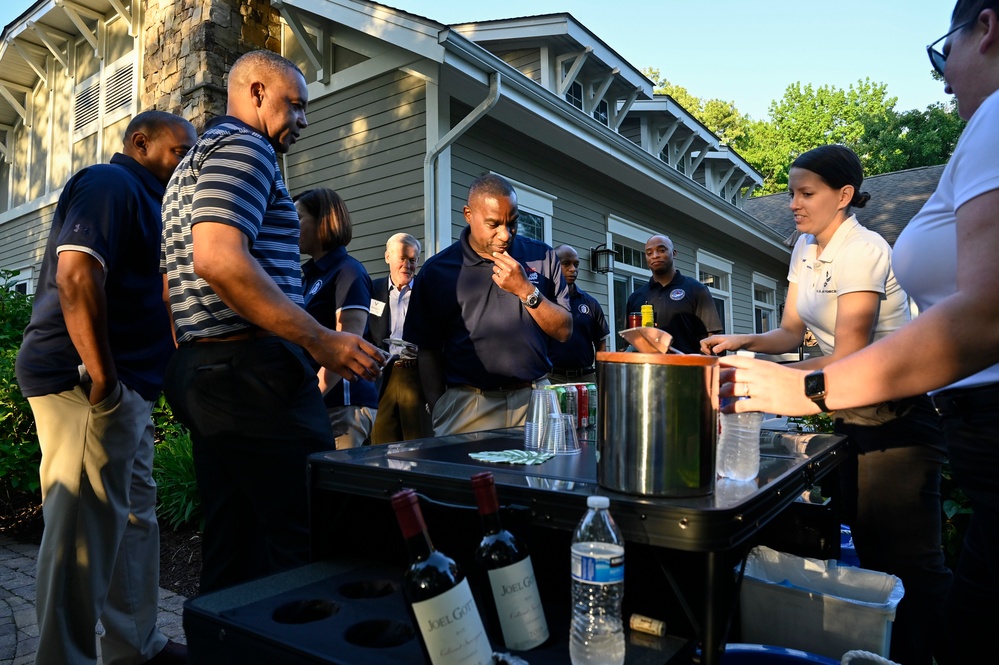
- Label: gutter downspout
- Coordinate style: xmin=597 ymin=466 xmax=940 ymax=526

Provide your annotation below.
xmin=423 ymin=71 xmax=501 ymax=255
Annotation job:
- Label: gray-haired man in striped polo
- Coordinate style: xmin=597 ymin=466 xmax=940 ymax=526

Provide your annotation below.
xmin=160 ymin=49 xmax=387 ymax=593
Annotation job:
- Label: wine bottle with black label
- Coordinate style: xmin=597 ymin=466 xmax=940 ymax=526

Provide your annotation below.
xmin=391 ymin=489 xmax=493 ymax=665
xmin=471 ymin=472 xmax=550 ymax=650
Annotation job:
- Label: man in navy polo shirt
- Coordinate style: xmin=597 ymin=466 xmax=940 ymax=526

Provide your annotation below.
xmin=405 ymin=173 xmax=572 ymax=436
xmin=625 ymin=234 xmax=723 ymax=353
xmin=548 ymin=244 xmax=609 ymax=385
xmin=16 ymin=110 xmax=196 ymax=665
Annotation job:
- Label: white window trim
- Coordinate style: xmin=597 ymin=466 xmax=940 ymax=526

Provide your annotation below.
xmin=605 ymin=215 xmax=656 ymax=344
xmin=490 ymin=172 xmax=556 ymax=245
xmin=696 ymin=249 xmax=733 ymax=335
xmin=6 ymin=266 xmax=34 ymax=295
xmin=752 ymin=271 xmax=778 ymax=333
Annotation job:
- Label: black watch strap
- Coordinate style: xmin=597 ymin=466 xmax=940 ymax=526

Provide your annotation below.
xmin=804 ymin=370 xmax=830 ymax=413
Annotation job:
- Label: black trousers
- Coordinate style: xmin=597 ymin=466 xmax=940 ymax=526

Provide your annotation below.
xmin=163 ymin=337 xmax=333 ymax=593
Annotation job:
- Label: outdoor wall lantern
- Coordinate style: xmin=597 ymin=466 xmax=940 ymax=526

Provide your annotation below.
xmin=590 ymin=244 xmax=617 ymax=274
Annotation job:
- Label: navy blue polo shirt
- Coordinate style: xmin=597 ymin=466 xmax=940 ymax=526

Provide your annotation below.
xmin=302 ymin=246 xmax=378 ymax=409
xmin=548 ymin=284 xmax=609 ymax=370
xmin=625 ymin=270 xmax=723 ymax=354
xmin=16 ymin=154 xmax=174 ymax=401
xmin=404 ymin=227 xmax=569 ymax=389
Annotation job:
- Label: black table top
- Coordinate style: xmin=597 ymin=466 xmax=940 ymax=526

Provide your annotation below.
xmin=308 ymin=427 xmax=845 ymax=553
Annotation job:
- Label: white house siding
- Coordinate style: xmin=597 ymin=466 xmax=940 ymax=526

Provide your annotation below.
xmin=448 ymin=111 xmax=786 ymax=334
xmin=496 ymin=49 xmax=542 ymax=83
xmin=0 ymin=202 xmax=56 ymax=290
xmin=286 ymin=69 xmax=427 ymax=278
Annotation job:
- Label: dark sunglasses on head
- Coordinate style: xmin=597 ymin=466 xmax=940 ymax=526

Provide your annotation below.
xmin=927 ymin=19 xmax=976 ymax=76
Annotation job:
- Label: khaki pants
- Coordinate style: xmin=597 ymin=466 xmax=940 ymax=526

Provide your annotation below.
xmin=29 ymin=382 xmax=166 ymax=665
xmin=328 ymin=405 xmax=377 ymax=449
xmin=432 ymin=380 xmax=550 ymax=436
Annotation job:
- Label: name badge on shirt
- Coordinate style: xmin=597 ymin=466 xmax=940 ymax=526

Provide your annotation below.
xmin=370 ymin=299 xmax=386 ymax=317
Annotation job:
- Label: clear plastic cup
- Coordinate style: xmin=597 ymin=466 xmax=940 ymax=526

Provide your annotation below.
xmin=525 ymin=389 xmax=559 ymax=450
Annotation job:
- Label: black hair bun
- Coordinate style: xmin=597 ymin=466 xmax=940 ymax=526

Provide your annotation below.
xmin=852 ymin=191 xmax=871 ymax=209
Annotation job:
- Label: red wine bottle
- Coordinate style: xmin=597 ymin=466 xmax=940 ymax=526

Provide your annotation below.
xmin=391 ymin=489 xmax=493 ymax=665
xmin=471 ymin=472 xmax=550 ymax=650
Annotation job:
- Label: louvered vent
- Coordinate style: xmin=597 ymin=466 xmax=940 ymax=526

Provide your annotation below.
xmin=74 ymin=81 xmax=100 ymax=131
xmin=104 ymin=65 xmax=132 ymax=114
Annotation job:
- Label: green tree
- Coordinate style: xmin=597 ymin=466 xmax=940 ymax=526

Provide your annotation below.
xmin=855 ymin=101 xmax=965 ymax=174
xmin=734 ymin=79 xmax=899 ymax=193
xmin=641 ymin=67 xmax=748 ymax=143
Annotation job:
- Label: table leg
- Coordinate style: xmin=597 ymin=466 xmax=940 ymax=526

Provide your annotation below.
xmin=701 ymin=550 xmax=727 ymax=665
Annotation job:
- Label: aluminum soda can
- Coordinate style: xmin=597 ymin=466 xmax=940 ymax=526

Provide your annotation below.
xmin=627 ymin=312 xmax=641 ymax=329
xmin=641 ymin=304 xmax=654 ymax=327
xmin=577 ymin=382 xmax=589 ymax=428
xmin=563 ymin=384 xmax=577 ymax=424
xmin=552 ymin=385 xmax=566 ymax=412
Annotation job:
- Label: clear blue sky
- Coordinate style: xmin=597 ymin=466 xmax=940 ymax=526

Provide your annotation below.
xmin=0 ymin=0 xmax=956 ymax=119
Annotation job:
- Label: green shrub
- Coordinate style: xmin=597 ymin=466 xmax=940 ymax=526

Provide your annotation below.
xmin=152 ymin=396 xmax=202 ymax=530
xmin=0 ymin=271 xmax=39 ymax=495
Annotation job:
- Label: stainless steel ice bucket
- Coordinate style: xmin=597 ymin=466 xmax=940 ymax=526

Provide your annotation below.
xmin=596 ymin=352 xmax=718 ymax=497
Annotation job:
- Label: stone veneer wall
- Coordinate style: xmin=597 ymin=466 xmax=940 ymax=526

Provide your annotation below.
xmin=140 ymin=0 xmax=282 ymax=130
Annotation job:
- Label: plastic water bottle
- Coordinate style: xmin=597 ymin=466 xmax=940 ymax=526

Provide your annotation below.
xmin=716 ymin=351 xmax=764 ymax=482
xmin=716 ymin=407 xmax=764 ymax=481
xmin=570 ymin=496 xmax=625 ymax=665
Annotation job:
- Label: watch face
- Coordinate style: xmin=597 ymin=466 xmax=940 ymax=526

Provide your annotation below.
xmin=804 ymin=371 xmax=826 ymax=398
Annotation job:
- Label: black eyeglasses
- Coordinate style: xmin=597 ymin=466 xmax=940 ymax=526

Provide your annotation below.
xmin=927 ymin=19 xmax=975 ymax=76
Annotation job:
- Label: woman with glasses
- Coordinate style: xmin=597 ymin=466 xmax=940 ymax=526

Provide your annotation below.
xmin=296 ymin=188 xmax=380 ymax=449
xmin=723 ymin=2 xmax=999 ymax=662
xmin=701 ymin=144 xmax=949 ymax=665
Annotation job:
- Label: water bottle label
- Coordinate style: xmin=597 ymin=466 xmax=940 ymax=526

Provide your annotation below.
xmin=571 ymin=545 xmax=625 ymax=584
xmin=487 ymin=556 xmax=549 ymax=650
xmin=411 ymin=579 xmax=493 ymax=665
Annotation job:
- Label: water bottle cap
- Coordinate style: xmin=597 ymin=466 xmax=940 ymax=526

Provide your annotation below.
xmin=587 ymin=495 xmax=610 ymax=509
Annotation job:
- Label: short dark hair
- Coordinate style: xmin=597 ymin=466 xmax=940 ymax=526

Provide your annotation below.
xmin=228 ymin=49 xmax=304 ymax=91
xmin=791 ymin=144 xmax=870 ymax=209
xmin=122 ymin=110 xmax=188 ymax=144
xmin=952 ymin=0 xmax=999 ymax=26
xmin=468 ymin=173 xmax=516 ymax=205
xmin=294 ymin=188 xmax=352 ymax=251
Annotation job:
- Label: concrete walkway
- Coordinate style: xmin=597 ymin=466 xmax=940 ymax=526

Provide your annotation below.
xmin=0 ymin=534 xmax=187 ymax=665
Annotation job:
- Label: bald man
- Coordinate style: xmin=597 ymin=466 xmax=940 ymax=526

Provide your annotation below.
xmin=547 ymin=244 xmax=609 ymax=385
xmin=17 ymin=110 xmax=196 ymax=665
xmin=160 ymin=49 xmax=387 ymax=592
xmin=624 ymin=234 xmax=722 ymax=353
xmin=405 ymin=174 xmax=571 ymax=436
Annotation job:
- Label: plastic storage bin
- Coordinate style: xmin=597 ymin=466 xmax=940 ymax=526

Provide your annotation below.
xmin=739 ymin=546 xmax=904 ymax=660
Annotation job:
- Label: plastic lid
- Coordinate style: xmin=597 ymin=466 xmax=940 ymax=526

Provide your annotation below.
xmin=587 ymin=495 xmax=610 ymax=509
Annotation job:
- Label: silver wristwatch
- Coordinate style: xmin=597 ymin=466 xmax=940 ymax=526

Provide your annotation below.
xmin=521 ymin=287 xmax=542 ymax=309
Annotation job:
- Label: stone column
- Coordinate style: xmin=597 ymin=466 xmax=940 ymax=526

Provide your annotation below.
xmin=140 ymin=0 xmax=282 ymax=130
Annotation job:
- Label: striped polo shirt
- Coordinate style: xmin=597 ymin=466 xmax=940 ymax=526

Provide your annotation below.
xmin=161 ymin=117 xmax=302 ymax=342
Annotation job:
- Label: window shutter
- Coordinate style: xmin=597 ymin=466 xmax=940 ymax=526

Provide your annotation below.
xmin=104 ymin=65 xmax=133 ymax=115
xmin=74 ymin=80 xmax=100 ymax=132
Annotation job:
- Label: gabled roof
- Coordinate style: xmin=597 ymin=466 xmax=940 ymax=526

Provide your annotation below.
xmin=449 ymin=13 xmax=653 ymax=95
xmin=744 ymin=164 xmax=946 ymax=247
